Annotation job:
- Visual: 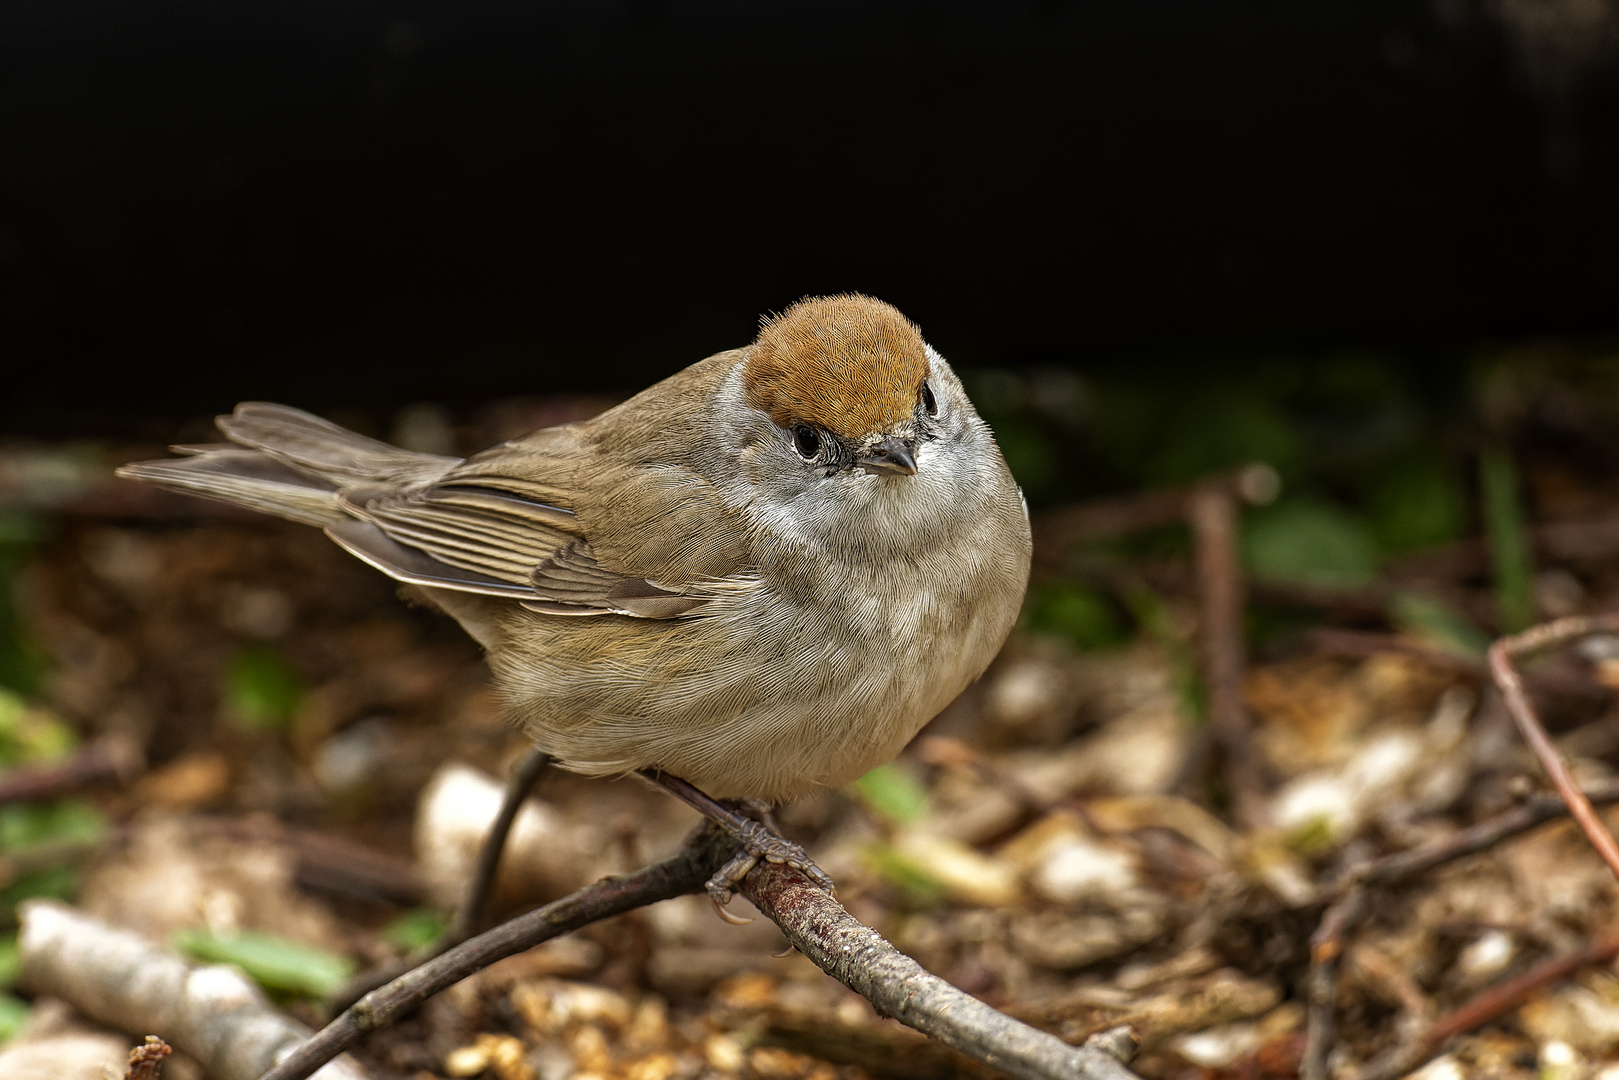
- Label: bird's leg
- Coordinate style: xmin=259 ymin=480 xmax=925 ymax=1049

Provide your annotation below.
xmin=641 ymin=770 xmax=835 ymax=908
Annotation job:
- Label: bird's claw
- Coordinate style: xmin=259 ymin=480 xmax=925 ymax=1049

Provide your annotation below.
xmin=705 ymin=816 xmax=835 ymax=913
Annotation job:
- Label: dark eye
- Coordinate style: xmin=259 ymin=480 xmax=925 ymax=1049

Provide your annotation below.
xmin=792 ymin=424 xmax=821 ymax=459
xmin=921 ymin=381 xmax=938 ymax=416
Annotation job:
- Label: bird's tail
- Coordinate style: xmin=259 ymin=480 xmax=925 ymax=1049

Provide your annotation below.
xmin=116 ymin=402 xmax=460 ymax=526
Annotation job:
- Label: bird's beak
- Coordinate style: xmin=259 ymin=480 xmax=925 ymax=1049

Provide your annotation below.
xmin=857 ymin=435 xmax=917 ymax=476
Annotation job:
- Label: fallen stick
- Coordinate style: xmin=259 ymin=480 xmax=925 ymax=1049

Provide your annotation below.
xmin=1300 ymin=889 xmax=1367 ymax=1080
xmin=18 ymin=901 xmax=367 ymax=1080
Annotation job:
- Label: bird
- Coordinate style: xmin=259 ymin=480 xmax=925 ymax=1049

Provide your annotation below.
xmin=118 ymin=294 xmax=1033 ymax=905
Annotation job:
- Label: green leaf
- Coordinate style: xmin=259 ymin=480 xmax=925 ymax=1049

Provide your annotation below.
xmin=381 ymin=908 xmax=449 ymax=952
xmin=1243 ymin=499 xmax=1380 ymax=588
xmin=0 ymin=993 xmax=28 ymax=1042
xmin=858 ymin=843 xmax=947 ymax=907
xmin=851 ymin=765 xmax=929 ymax=825
xmin=0 ymin=801 xmax=106 ymax=854
xmin=223 ymin=645 xmax=303 ymax=731
xmin=173 ymin=929 xmax=354 ymax=998
xmin=0 ymin=693 xmax=78 ymax=768
xmin=1479 ymin=447 xmax=1534 ymax=633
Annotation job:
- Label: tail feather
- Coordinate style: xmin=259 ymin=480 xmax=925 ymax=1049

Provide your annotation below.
xmin=116 ymin=449 xmax=347 ymax=527
xmin=218 ymin=402 xmax=459 ymax=486
xmin=116 ymin=403 xmax=462 ymax=526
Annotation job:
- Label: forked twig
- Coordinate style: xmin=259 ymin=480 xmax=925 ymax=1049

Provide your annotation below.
xmin=1488 ymin=612 xmax=1619 ymax=881
xmin=262 ymin=824 xmax=1140 ymax=1080
xmin=328 ymin=747 xmax=552 ymax=1013
xmin=262 ymin=828 xmax=734 ymax=1080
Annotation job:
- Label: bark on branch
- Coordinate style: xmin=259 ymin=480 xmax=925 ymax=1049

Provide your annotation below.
xmin=741 ymin=859 xmax=1139 ymax=1080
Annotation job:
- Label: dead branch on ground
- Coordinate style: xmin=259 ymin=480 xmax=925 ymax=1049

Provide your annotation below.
xmin=18 ymin=900 xmax=368 ymax=1080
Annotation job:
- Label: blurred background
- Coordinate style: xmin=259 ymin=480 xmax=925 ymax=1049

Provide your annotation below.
xmin=3 ymin=0 xmax=1618 ymax=432
xmin=3 ymin=3 xmax=1619 ymax=1076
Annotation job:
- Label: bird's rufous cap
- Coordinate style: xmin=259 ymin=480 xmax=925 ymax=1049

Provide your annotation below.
xmin=743 ymin=294 xmax=929 ymax=441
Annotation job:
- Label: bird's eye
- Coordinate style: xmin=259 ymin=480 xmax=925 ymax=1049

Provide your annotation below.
xmin=792 ymin=424 xmax=821 ymax=459
xmin=920 ymin=381 xmax=938 ymax=416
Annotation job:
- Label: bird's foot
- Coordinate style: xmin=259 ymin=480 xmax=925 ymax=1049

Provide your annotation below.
xmin=639 ymin=770 xmax=835 ymax=917
xmin=704 ymin=814 xmax=836 ymax=910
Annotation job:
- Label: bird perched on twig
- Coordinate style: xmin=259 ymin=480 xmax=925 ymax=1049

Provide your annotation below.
xmin=119 ymin=295 xmax=1032 ymax=906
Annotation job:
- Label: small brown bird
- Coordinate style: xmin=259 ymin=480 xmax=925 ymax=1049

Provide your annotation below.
xmin=119 ymin=295 xmax=1032 ymax=903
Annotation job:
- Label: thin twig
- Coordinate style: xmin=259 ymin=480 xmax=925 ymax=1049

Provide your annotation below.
xmin=1188 ymin=482 xmax=1266 ymax=829
xmin=739 ymin=859 xmax=1139 ymax=1080
xmin=1488 ymin=612 xmax=1619 ymax=881
xmin=1426 ymin=934 xmax=1619 ymax=1047
xmin=1349 ymin=775 xmax=1619 ymax=891
xmin=454 ymin=746 xmax=552 ymax=939
xmin=263 ymin=827 xmax=736 ymax=1080
xmin=328 ymin=748 xmax=552 ymax=1012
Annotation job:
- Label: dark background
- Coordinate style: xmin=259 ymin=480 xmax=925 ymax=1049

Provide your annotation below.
xmin=3 ymin=0 xmax=1617 ymax=437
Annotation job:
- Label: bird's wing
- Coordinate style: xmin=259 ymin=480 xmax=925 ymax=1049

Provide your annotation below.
xmin=336 ymin=447 xmax=751 ymax=620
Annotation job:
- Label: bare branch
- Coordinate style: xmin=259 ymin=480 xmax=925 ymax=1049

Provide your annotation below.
xmin=1353 ymin=934 xmax=1619 ymax=1080
xmin=1302 ymin=774 xmax=1619 ymax=1075
xmin=1350 ymin=775 xmax=1619 ymax=890
xmin=1032 ymin=463 xmax=1278 ymax=561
